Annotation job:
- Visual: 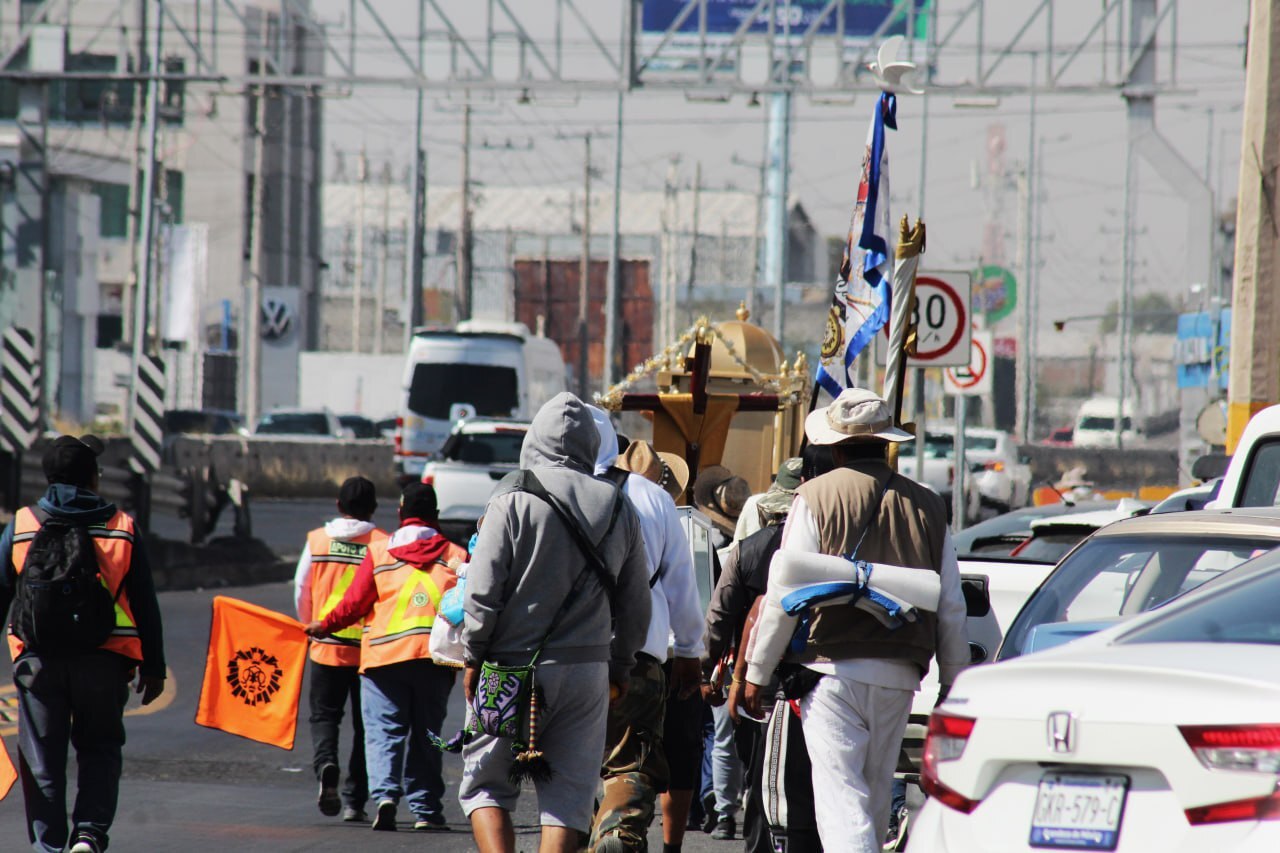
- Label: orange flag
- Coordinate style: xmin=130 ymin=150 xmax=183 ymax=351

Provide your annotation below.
xmin=0 ymin=736 xmax=15 ymax=800
xmin=195 ymin=596 xmax=308 ymax=750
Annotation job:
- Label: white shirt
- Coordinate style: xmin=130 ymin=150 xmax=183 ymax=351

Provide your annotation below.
xmin=746 ymin=494 xmax=969 ymax=690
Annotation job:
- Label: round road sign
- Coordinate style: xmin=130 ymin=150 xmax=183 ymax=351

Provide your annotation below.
xmin=912 ymin=276 xmax=967 ymax=361
xmin=945 ymin=330 xmax=992 ymax=396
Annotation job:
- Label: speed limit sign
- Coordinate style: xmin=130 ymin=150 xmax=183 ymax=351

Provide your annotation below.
xmin=876 ymin=271 xmax=972 ymax=367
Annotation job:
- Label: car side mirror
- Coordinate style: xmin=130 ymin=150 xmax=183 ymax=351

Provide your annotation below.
xmin=969 ymin=641 xmax=988 ymax=664
xmin=960 ymin=574 xmax=992 ymax=618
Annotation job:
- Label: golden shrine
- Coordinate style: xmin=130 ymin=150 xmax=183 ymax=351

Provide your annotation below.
xmin=597 ymin=305 xmax=811 ymax=498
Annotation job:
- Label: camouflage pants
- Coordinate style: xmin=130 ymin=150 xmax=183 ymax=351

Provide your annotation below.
xmin=589 ymin=655 xmax=669 ymax=852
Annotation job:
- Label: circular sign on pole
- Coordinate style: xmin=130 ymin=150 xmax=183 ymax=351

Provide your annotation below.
xmin=875 ymin=270 xmax=973 ymax=367
xmin=945 ymin=330 xmax=992 ymax=396
xmin=974 ymin=264 xmax=1017 ymax=323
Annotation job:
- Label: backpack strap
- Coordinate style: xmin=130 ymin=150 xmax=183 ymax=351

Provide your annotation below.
xmin=25 ymin=507 xmax=128 ymax=604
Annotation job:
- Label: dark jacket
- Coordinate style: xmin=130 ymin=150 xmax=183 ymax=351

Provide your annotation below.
xmin=0 ymin=484 xmax=166 ymax=678
xmin=701 ymin=524 xmax=785 ymax=680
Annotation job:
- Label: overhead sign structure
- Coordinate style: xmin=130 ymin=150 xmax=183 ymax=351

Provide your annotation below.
xmin=641 ymin=0 xmax=928 ymax=43
xmin=876 ymin=271 xmax=972 ymax=368
xmin=945 ymin=330 xmax=992 ymax=396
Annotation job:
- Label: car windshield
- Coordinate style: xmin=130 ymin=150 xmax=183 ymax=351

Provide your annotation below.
xmin=256 ymin=413 xmax=330 ymax=435
xmin=408 ymin=363 xmax=519 ymax=420
xmin=443 ymin=430 xmax=526 ymax=465
xmin=999 ymin=533 xmax=1279 ymax=660
xmin=1010 ymin=530 xmax=1092 ymax=564
xmin=1118 ymin=568 xmax=1280 ymax=647
xmin=923 ymin=434 xmax=954 ymax=459
xmin=164 ymin=411 xmax=237 ymax=435
xmin=1079 ymin=415 xmax=1134 ymax=431
xmin=339 ymin=416 xmax=378 ymax=439
xmin=966 ymin=436 xmax=999 ymax=452
xmin=953 ymin=502 xmax=1121 ymax=559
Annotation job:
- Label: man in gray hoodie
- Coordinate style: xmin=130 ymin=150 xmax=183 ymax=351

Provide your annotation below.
xmin=461 ymin=393 xmax=652 ymax=853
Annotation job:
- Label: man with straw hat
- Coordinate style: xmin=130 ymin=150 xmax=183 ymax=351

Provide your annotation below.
xmin=741 ymin=388 xmax=970 ymax=853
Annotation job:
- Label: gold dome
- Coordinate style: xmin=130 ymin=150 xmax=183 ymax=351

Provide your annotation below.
xmin=689 ymin=319 xmax=784 ymax=381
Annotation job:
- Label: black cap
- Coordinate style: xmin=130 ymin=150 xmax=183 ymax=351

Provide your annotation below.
xmin=42 ymin=434 xmax=104 ymax=488
xmin=337 ymin=476 xmax=377 ymax=520
xmin=399 ymin=481 xmax=438 ymax=523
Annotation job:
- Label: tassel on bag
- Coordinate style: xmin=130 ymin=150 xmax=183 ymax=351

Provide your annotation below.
xmin=508 ymin=686 xmax=552 ymax=784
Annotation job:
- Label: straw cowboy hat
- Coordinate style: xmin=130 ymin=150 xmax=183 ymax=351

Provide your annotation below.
xmin=617 ymin=441 xmax=691 ymax=503
xmin=693 ymin=465 xmax=751 ymax=536
xmin=805 ymin=388 xmax=914 ymax=446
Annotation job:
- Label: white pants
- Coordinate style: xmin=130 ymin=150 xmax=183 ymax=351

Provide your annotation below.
xmin=710 ymin=701 xmax=744 ymax=818
xmin=798 ymin=675 xmax=913 ymax=853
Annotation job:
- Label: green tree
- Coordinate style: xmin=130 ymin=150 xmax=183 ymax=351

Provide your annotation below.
xmin=1099 ymin=291 xmax=1180 ymax=334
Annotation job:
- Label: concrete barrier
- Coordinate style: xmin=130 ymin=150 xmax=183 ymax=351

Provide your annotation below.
xmin=1018 ymin=444 xmax=1181 ymax=493
xmin=169 ymin=435 xmax=399 ymax=497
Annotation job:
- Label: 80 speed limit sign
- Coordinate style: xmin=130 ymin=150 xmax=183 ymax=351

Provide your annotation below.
xmin=876 ymin=271 xmax=972 ymax=367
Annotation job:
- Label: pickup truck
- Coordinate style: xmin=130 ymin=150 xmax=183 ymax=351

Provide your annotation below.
xmin=1210 ymin=404 xmax=1280 ymax=508
xmin=421 ymin=418 xmax=529 ymax=543
xmin=896 ymin=431 xmax=982 ymax=525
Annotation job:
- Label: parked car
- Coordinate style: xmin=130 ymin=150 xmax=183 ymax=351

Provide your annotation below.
xmin=996 ymin=507 xmax=1280 ymax=661
xmin=254 ymin=408 xmax=347 ymax=438
xmin=337 ymin=414 xmax=380 ymax=439
xmin=420 ymin=418 xmax=529 ymax=543
xmin=952 ymin=500 xmax=1136 ymax=558
xmin=1148 ymin=478 xmax=1221 ymax=514
xmin=1041 ymin=425 xmax=1073 ymax=446
xmin=911 ymin=555 xmax=1280 ymax=852
xmin=1212 ymin=403 xmax=1280 ymax=508
xmin=897 ymin=431 xmax=982 ymax=526
xmin=930 ymin=426 xmax=1032 ymax=512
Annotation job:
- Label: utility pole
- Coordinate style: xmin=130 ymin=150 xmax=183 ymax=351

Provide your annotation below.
xmin=686 ymin=160 xmax=702 ymax=323
xmin=128 ymin=0 xmax=162 ymax=432
xmin=730 ymin=151 xmax=766 ymax=318
xmin=1228 ymin=0 xmax=1280 ymax=451
xmin=375 ymin=160 xmax=391 ymax=355
xmin=121 ymin=0 xmax=148 ymax=348
xmin=244 ymin=17 xmax=268 ymax=428
xmin=1020 ymin=54 xmax=1038 ymax=444
xmin=764 ymin=91 xmax=791 ymax=344
xmin=353 ymin=147 xmax=366 ymax=353
xmin=457 ymin=102 xmax=473 ymax=322
xmin=409 ymin=0 xmax=427 ymax=333
xmin=659 ymin=156 xmax=680 ymax=345
xmin=603 ymin=91 xmax=625 ymax=388
xmin=578 ymin=133 xmax=592 ymax=398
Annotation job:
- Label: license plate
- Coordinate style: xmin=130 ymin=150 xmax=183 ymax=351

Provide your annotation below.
xmin=1029 ymin=772 xmax=1129 ymax=850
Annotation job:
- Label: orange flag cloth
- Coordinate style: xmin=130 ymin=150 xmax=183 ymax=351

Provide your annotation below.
xmin=195 ymin=596 xmax=308 ymax=750
xmin=0 ymin=736 xmax=15 ymax=800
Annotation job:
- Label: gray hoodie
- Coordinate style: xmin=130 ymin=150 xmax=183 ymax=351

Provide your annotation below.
xmin=463 ymin=392 xmax=651 ymax=682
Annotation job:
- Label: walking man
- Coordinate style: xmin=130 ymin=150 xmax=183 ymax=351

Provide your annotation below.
xmin=0 ymin=435 xmax=166 ymax=853
xmin=742 ymin=389 xmax=970 ymax=853
xmin=587 ymin=411 xmax=706 ymax=853
xmin=294 ymin=476 xmax=387 ymax=822
xmin=305 ymin=482 xmax=464 ymax=832
xmin=461 ymin=393 xmax=651 ymax=853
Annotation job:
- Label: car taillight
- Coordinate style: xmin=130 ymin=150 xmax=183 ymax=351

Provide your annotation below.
xmin=1180 ymin=724 xmax=1280 ymax=773
xmin=394 ymin=416 xmax=404 ymax=454
xmin=1185 ymin=791 xmax=1280 ymax=825
xmin=948 ymin=465 xmax=955 ymax=486
xmin=421 ymin=473 xmax=434 ymax=486
xmin=921 ymin=712 xmax=981 ymax=814
xmin=984 ymin=461 xmax=1005 ymax=472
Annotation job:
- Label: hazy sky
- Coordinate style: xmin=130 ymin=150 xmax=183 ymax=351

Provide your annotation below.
xmin=313 ymin=0 xmax=1249 ymax=351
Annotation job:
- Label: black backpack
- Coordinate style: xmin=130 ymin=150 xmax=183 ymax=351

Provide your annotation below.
xmin=11 ymin=510 xmax=121 ymax=655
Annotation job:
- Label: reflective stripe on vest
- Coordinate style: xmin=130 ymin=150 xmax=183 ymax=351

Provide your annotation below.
xmin=7 ymin=506 xmax=143 ymax=662
xmin=367 ymin=564 xmax=443 ymax=646
xmin=359 ymin=535 xmax=463 ymax=671
xmin=307 ymin=528 xmax=385 ymax=647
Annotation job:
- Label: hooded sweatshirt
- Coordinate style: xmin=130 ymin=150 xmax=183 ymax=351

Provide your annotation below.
xmin=0 ymin=484 xmax=166 ymax=678
xmin=464 ymin=392 xmax=651 ymax=683
xmin=318 ymin=522 xmax=458 ymax=632
xmin=588 ymin=406 xmax=706 ymax=663
xmin=293 ymin=517 xmax=380 ymax=621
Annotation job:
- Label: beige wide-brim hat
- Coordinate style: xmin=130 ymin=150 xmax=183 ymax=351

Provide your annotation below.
xmin=617 ymin=441 xmax=691 ymax=502
xmin=805 ymin=387 xmax=914 ymax=446
xmin=693 ymin=464 xmax=751 ymax=535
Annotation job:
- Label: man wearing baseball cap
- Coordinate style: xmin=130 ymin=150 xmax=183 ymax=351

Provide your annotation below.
xmin=0 ymin=435 xmax=166 ymax=853
xmin=740 ymin=389 xmax=970 ymax=853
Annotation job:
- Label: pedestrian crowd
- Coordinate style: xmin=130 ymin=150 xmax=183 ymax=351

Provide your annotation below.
xmin=0 ymin=384 xmax=967 ymax=853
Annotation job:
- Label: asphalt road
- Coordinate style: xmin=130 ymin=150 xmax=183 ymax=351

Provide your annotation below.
xmin=0 ymin=577 xmax=733 ymax=852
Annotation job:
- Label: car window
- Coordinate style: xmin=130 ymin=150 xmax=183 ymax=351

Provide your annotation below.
xmin=1012 ymin=531 xmax=1089 ymax=564
xmin=409 ymin=363 xmax=519 ymax=420
xmin=967 ymin=436 xmax=999 ymax=452
xmin=923 ymin=434 xmax=954 ymax=459
xmin=1237 ymin=439 xmax=1280 ymax=507
xmin=998 ymin=534 xmax=1279 ymax=660
xmin=1119 ymin=569 xmax=1280 ymax=647
xmin=256 ymin=413 xmax=330 ymax=435
xmin=444 ymin=431 xmax=526 ymax=465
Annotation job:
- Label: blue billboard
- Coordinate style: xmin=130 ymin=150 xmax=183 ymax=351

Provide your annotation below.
xmin=641 ymin=0 xmax=929 ymax=40
xmin=1175 ymin=309 xmax=1230 ymax=390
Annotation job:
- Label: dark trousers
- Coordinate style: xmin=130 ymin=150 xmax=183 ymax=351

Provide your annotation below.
xmin=309 ymin=661 xmax=368 ymax=808
xmin=742 ymin=710 xmax=822 ymax=853
xmin=13 ymin=651 xmax=132 ymax=853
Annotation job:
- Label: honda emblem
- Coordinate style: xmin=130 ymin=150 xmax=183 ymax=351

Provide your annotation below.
xmin=1047 ymin=712 xmax=1076 ymax=754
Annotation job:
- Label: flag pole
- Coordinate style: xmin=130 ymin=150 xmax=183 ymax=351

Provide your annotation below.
xmin=885 ymin=216 xmax=926 ymax=427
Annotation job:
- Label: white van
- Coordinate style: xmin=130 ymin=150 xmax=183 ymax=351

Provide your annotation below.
xmin=394 ymin=321 xmax=566 ymax=477
xmin=1072 ymin=396 xmax=1141 ymax=448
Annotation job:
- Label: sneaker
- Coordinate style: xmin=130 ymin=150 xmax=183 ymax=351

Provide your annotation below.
xmin=594 ymin=835 xmax=628 ymax=853
xmin=700 ymin=793 xmax=718 ymax=833
xmin=372 ymin=799 xmax=397 ymax=831
xmin=412 ymin=816 xmax=452 ymax=831
xmin=341 ymin=805 xmax=367 ymax=822
xmin=711 ymin=816 xmax=736 ymax=841
xmin=69 ymin=834 xmax=103 ymax=853
xmin=317 ymin=763 xmax=341 ymax=816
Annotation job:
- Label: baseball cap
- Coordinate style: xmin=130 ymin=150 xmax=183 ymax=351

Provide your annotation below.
xmin=337 ymin=476 xmax=377 ymax=519
xmin=42 ymin=434 xmax=105 ymax=488
xmin=400 ymin=481 xmax=439 ymax=522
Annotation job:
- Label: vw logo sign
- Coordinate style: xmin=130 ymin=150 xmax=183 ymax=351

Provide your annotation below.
xmin=261 ymin=298 xmax=293 ymax=340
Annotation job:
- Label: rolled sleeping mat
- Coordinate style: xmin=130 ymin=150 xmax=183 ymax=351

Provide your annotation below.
xmin=744 ymin=552 xmax=942 ymax=686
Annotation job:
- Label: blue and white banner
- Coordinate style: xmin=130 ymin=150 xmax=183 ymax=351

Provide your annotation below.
xmin=816 ymin=92 xmax=897 ymax=398
xmin=1175 ymin=309 xmax=1230 ymax=390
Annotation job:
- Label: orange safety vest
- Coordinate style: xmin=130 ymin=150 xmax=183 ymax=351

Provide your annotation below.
xmin=359 ymin=534 xmax=464 ymax=673
xmin=306 ymin=526 xmax=388 ymax=667
xmin=7 ymin=506 xmax=143 ymax=662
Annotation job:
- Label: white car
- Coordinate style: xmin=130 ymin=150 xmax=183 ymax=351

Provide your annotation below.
xmin=253 ymin=407 xmax=349 ymax=438
xmin=910 ymin=556 xmax=1280 ymax=852
xmin=421 ymin=418 xmax=528 ymax=541
xmin=929 ymin=426 xmax=1032 ymax=512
